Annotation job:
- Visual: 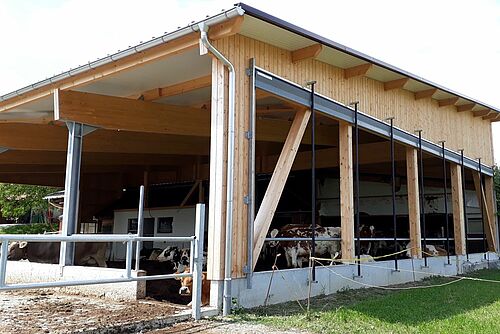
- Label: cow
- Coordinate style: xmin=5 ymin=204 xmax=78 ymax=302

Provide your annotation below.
xmin=156 ymin=246 xmax=207 ymax=272
xmin=359 ymin=225 xmax=375 ymax=255
xmin=269 ymin=224 xmax=341 ymax=268
xmin=7 ymin=241 xmax=107 ymax=267
xmin=405 ymin=242 xmax=448 ymax=257
xmin=177 ymin=268 xmax=210 ymax=306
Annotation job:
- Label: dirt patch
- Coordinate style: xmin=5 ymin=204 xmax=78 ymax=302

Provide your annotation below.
xmin=0 ymin=290 xmax=188 ymax=333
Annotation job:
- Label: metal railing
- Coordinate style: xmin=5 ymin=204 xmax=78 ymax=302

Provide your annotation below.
xmin=0 ymin=203 xmax=206 ymax=320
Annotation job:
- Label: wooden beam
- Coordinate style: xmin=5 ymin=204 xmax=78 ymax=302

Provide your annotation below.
xmin=291 ymin=44 xmax=323 ymax=63
xmin=339 ymin=121 xmax=354 ymax=260
xmin=252 ymin=109 xmax=311 ymax=268
xmin=0 ymin=111 xmax=53 ymax=124
xmin=414 ymin=88 xmax=437 ymax=100
xmin=139 ymin=75 xmax=211 ymax=101
xmin=208 ymin=16 xmax=244 ymax=40
xmin=344 ymin=63 xmax=372 ymax=79
xmin=472 ymin=109 xmax=491 ymax=117
xmin=56 ymin=89 xmax=210 ymax=136
xmin=490 ymin=114 xmax=500 ymax=122
xmin=484 ymin=175 xmax=498 ymax=252
xmin=438 ymin=97 xmax=459 ymax=107
xmin=0 ymin=123 xmax=210 ymax=155
xmin=406 ymin=147 xmax=421 ymax=258
xmin=472 ymin=172 xmax=497 ymax=252
xmin=207 ymin=58 xmax=227 ymax=282
xmin=450 ymin=163 xmax=466 ymax=255
xmin=456 ymin=103 xmax=475 ymax=112
xmin=384 ymin=78 xmax=409 ymax=91
xmin=482 ymin=112 xmax=500 ymax=120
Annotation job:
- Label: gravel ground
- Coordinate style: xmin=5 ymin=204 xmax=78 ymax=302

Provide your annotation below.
xmin=0 ymin=290 xmax=186 ymax=333
xmin=149 ymin=319 xmax=309 ymax=334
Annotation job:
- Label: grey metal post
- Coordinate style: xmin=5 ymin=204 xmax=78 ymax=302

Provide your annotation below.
xmin=135 ymin=185 xmax=145 ymax=271
xmin=246 ymin=58 xmax=256 ymax=289
xmin=192 ymin=203 xmax=206 ymax=320
xmin=0 ymin=241 xmax=8 ymax=287
xmin=59 ymin=122 xmax=96 ymax=266
xmin=125 ymin=241 xmax=133 ymax=279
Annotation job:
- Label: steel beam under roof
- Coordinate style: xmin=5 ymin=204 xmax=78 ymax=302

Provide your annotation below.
xmin=254 ymin=67 xmax=493 ymax=176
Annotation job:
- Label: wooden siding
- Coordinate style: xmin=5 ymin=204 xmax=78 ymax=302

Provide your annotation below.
xmin=212 ymin=34 xmax=494 ymax=277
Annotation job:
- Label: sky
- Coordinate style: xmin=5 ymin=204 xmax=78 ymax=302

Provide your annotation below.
xmin=0 ymin=0 xmax=499 ymax=163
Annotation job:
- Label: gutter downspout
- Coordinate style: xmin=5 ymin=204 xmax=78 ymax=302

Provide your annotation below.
xmin=199 ymin=22 xmax=236 ymax=317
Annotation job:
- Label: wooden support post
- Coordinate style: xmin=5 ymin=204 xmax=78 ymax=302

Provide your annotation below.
xmin=484 ymin=175 xmax=498 ymax=251
xmin=406 ymin=147 xmax=422 ymax=258
xmin=252 ymin=108 xmax=311 ymax=268
xmin=450 ymin=163 xmax=466 ymax=255
xmin=472 ymin=172 xmax=497 ymax=252
xmin=207 ymin=58 xmax=227 ymax=284
xmin=339 ymin=121 xmax=355 ymax=260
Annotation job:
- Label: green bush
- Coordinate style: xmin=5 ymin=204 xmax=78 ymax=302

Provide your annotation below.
xmin=0 ymin=223 xmax=58 ymax=235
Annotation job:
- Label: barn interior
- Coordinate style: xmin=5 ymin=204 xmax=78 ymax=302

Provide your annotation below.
xmin=253 ymin=87 xmax=489 ymax=271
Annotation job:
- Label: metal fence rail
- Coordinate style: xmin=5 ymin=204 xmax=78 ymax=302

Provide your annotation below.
xmin=0 ymin=203 xmax=206 ymax=320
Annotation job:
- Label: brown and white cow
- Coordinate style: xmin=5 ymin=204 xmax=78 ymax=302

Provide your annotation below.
xmin=405 ymin=242 xmax=448 ymax=257
xmin=269 ymin=225 xmax=341 ymax=268
xmin=8 ymin=241 xmax=107 ymax=267
xmin=177 ymin=268 xmax=210 ymax=306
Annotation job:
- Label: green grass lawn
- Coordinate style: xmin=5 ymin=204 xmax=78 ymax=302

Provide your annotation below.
xmin=233 ymin=269 xmax=500 ymax=334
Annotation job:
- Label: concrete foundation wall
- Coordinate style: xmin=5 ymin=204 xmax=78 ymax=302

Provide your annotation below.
xmin=232 ymin=253 xmax=499 ymax=308
xmin=6 ymin=261 xmax=146 ymax=300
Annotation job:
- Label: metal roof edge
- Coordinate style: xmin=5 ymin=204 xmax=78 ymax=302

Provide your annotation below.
xmin=237 ymin=2 xmax=500 ymax=115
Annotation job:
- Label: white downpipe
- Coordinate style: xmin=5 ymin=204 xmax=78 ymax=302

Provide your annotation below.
xmin=198 ymin=22 xmax=235 ymax=317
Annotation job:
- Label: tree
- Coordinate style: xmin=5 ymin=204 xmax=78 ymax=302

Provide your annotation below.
xmin=0 ymin=183 xmax=58 ymax=221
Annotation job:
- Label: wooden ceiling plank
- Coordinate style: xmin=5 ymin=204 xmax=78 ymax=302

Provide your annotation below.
xmin=291 ymin=44 xmax=323 ymax=63
xmin=344 ymin=63 xmax=372 ymax=79
xmin=482 ymin=112 xmax=499 ymax=120
xmin=384 ymin=78 xmax=409 ymax=91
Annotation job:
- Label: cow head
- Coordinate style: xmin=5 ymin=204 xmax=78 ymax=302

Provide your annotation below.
xmin=7 ymin=241 xmax=28 ymax=261
xmin=157 ymin=246 xmax=180 ymax=263
xmin=177 ymin=268 xmax=206 ymax=297
xmin=268 ymin=229 xmax=280 ymax=247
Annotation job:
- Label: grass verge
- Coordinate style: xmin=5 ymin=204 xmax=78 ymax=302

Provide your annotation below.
xmin=232 ymin=268 xmax=500 ymax=334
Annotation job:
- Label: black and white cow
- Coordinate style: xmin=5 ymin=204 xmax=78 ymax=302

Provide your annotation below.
xmin=156 ymin=246 xmax=207 ymax=272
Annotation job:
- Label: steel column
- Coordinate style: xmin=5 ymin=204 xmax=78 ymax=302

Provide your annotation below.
xmin=478 ymin=159 xmax=487 ymax=259
xmin=59 ymin=122 xmax=96 ymax=266
xmin=192 ymin=203 xmax=206 ymax=320
xmin=417 ymin=131 xmax=428 ymax=267
xmin=135 ymin=185 xmax=145 ymax=271
xmin=388 ymin=118 xmax=398 ymax=271
xmin=440 ymin=142 xmax=451 ymax=265
xmin=307 ymin=80 xmax=317 ymax=281
xmin=353 ymin=102 xmax=361 ymax=276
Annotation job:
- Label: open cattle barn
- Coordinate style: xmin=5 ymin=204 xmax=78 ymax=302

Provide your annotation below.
xmin=0 ymin=3 xmax=498 ymax=313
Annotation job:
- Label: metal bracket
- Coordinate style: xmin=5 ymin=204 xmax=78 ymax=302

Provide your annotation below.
xmin=243 ymin=264 xmax=250 ymax=274
xmin=245 ymin=68 xmax=252 ymax=76
xmin=243 ymin=195 xmax=250 ymax=205
xmin=0 ymin=147 xmax=8 ymax=154
xmin=244 ymin=131 xmax=253 ymax=140
xmin=65 ymin=122 xmax=98 ymax=137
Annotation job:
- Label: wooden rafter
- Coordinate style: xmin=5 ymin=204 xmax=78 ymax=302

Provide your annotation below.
xmin=291 ymin=44 xmax=323 ymax=63
xmin=384 ymin=78 xmax=409 ymax=91
xmin=252 ymin=108 xmax=311 ymax=268
xmin=344 ymin=63 xmax=372 ymax=79
xmin=472 ymin=109 xmax=491 ymax=117
xmin=438 ymin=97 xmax=459 ymax=107
xmin=139 ymin=75 xmax=211 ymax=101
xmin=207 ymin=16 xmax=244 ymax=40
xmin=482 ymin=112 xmax=499 ymax=120
xmin=456 ymin=103 xmax=475 ymax=112
xmin=414 ymin=88 xmax=437 ymax=100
